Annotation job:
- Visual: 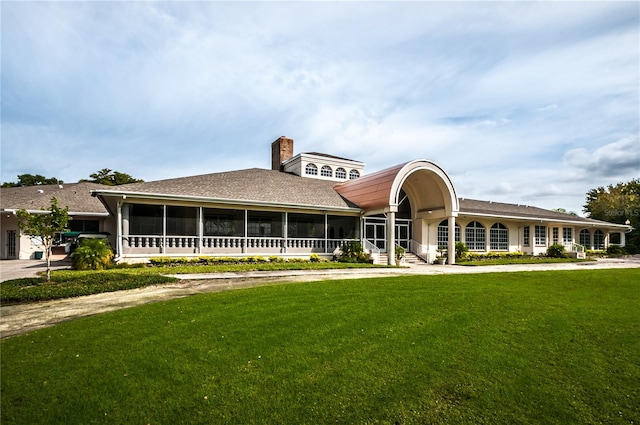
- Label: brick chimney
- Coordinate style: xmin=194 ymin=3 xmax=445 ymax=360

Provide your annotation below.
xmin=271 ymin=136 xmax=294 ymax=171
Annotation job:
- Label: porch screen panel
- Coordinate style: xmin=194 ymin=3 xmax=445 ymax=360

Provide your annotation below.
xmin=288 ymin=213 xmax=324 ymax=238
xmin=247 ymin=211 xmax=282 ymax=237
xmin=129 ymin=204 xmax=163 ymax=235
xmin=166 ymin=206 xmax=197 ymax=236
xmin=203 ymin=208 xmax=244 ymax=236
xmin=327 ymin=216 xmax=358 ymax=239
xmin=465 ymin=221 xmax=485 ymax=251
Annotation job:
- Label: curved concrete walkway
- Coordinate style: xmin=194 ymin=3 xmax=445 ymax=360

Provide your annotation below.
xmin=1 ymin=257 xmax=639 ymax=339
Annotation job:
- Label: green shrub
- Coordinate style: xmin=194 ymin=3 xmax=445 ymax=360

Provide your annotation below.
xmin=269 ymin=256 xmax=285 ymax=263
xmin=455 ymin=242 xmax=469 ymax=261
xmin=336 ymin=240 xmax=370 ymax=263
xmin=395 ymin=245 xmax=406 ymax=260
xmin=72 ymin=238 xmax=114 ymax=270
xmin=546 ymin=244 xmax=568 ymax=258
xmin=309 ymin=253 xmax=321 ymax=262
xmin=606 ymin=245 xmax=626 ymax=255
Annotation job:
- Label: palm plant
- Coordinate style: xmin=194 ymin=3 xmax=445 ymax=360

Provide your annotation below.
xmin=72 ymin=238 xmax=114 ymax=270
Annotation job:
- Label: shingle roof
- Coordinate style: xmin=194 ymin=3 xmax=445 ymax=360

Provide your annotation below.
xmin=459 ymin=198 xmax=611 ymax=226
xmin=95 ymin=168 xmax=360 ymax=210
xmin=0 ymin=182 xmax=109 ymax=214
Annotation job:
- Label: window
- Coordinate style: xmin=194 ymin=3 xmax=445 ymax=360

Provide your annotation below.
xmin=563 ymin=227 xmax=572 ymax=244
xmin=534 ymin=225 xmax=547 ymax=246
xmin=552 ymin=227 xmax=559 ymax=244
xmin=349 ymin=169 xmax=360 ymax=180
xmin=523 ymin=226 xmax=530 ymax=247
xmin=490 ymin=223 xmax=508 ymax=251
xmin=166 ymin=206 xmax=197 ymax=236
xmin=335 ymin=168 xmax=347 ymax=179
xmin=610 ymin=232 xmax=621 ymax=245
xmin=437 ymin=220 xmax=460 ymax=248
xmin=594 ymin=230 xmax=605 ymax=250
xmin=465 ymin=221 xmax=486 ymax=251
xmin=579 ymin=229 xmax=590 ymax=246
xmin=68 ymin=219 xmax=100 ymax=232
xmin=320 ymin=165 xmax=333 ymax=177
xmin=305 ymin=163 xmax=318 ymax=175
xmin=129 ymin=204 xmax=163 ymax=235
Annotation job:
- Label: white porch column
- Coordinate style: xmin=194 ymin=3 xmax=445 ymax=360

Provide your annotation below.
xmin=116 ymin=201 xmax=123 ymax=259
xmin=387 ymin=211 xmax=396 ymax=265
xmin=448 ymin=215 xmax=456 ymax=265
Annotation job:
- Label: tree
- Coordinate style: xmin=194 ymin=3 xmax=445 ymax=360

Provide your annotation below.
xmin=81 ymin=169 xmax=143 ymax=186
xmin=1 ymin=174 xmax=63 ymax=188
xmin=16 ymin=197 xmax=70 ymax=281
xmin=583 ymin=179 xmax=640 ymax=252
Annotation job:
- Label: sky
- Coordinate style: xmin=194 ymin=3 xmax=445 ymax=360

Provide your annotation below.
xmin=2 ymin=1 xmax=639 ymax=217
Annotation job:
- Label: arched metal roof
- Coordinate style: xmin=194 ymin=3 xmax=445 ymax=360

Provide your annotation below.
xmin=334 ymin=160 xmax=459 ymax=215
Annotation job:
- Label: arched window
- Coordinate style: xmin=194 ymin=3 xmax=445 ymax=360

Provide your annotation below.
xmin=593 ymin=230 xmax=605 ymax=250
xmin=437 ymin=220 xmax=460 ymax=248
xmin=579 ymin=229 xmax=590 ymax=247
xmin=349 ymin=169 xmax=360 ymax=180
xmin=320 ymin=165 xmax=333 ymax=177
xmin=335 ymin=168 xmax=347 ymax=179
xmin=490 ymin=223 xmax=508 ymax=251
xmin=465 ymin=221 xmax=486 ymax=251
xmin=305 ymin=163 xmax=318 ymax=176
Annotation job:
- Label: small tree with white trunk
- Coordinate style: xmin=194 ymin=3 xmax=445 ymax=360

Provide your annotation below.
xmin=16 ymin=197 xmax=70 ymax=281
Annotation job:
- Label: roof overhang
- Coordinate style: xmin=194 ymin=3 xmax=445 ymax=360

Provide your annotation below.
xmin=1 ymin=208 xmax=108 ymax=217
xmin=458 ymin=210 xmax=632 ymax=230
xmin=92 ymin=190 xmax=362 ymax=215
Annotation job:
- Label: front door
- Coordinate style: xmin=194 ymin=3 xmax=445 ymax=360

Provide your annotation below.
xmin=365 ymin=221 xmax=387 ymax=252
xmin=6 ymin=230 xmax=17 ymax=259
xmin=395 ymin=220 xmax=411 ymax=250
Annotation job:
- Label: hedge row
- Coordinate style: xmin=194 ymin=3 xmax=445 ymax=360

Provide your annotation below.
xmin=148 ymin=255 xmax=325 ymax=267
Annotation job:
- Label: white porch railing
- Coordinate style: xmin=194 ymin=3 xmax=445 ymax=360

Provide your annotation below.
xmin=122 ymin=235 xmax=349 ymax=254
xmin=362 ymin=239 xmax=381 ymax=254
xmin=570 ymin=243 xmax=586 ymax=259
xmin=409 ymin=239 xmax=430 ymax=263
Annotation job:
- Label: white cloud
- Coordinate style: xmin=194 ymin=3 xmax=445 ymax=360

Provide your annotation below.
xmin=564 ymin=136 xmax=640 ymax=179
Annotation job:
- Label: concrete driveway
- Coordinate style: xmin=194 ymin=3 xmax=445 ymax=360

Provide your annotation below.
xmin=0 ymin=259 xmax=72 ymax=282
xmin=1 ymin=256 xmax=639 ymax=339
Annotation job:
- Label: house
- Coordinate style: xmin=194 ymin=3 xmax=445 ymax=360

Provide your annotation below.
xmin=0 ymin=182 xmax=114 ymax=260
xmin=1 ymin=137 xmax=630 ymax=264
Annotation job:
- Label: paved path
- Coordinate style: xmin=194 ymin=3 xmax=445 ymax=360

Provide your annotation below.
xmin=1 ymin=257 xmax=639 ymax=339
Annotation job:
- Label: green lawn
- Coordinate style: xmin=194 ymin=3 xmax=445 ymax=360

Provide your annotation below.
xmin=2 ymin=269 xmax=639 ymax=424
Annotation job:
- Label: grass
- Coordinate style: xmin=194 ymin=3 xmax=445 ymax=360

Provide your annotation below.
xmin=0 ymin=262 xmax=385 ymax=304
xmin=2 ymin=269 xmax=639 ymax=424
